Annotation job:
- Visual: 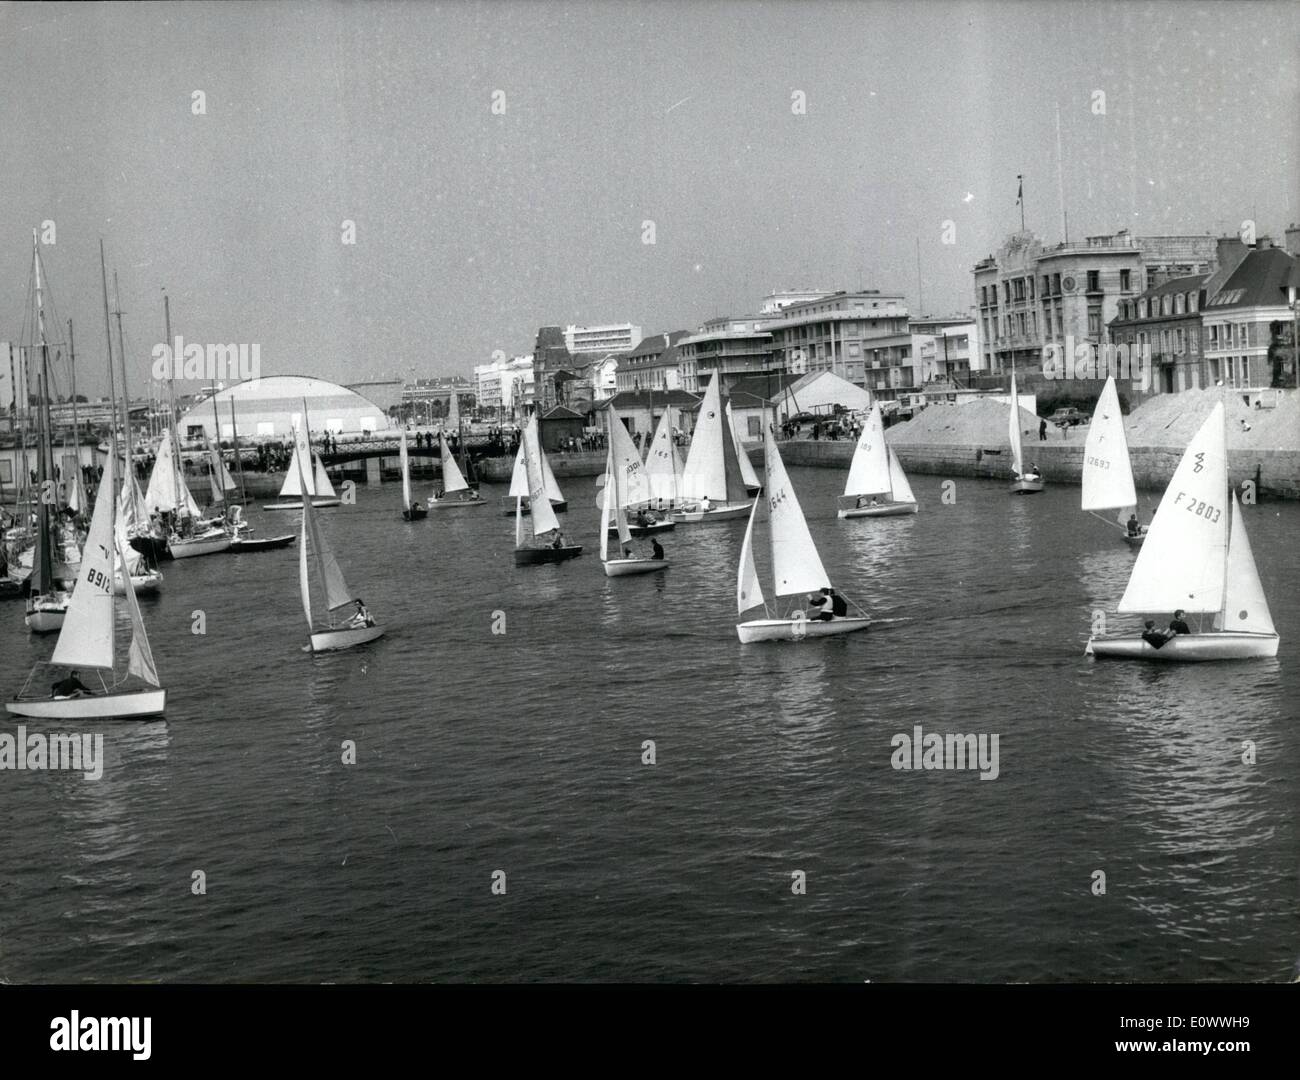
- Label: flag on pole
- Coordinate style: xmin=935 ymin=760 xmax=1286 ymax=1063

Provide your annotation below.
xmin=1016 ymin=175 xmax=1023 ymax=205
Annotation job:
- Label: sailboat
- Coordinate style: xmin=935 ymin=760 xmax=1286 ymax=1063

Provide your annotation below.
xmin=264 ymin=419 xmax=341 ymax=511
xmin=113 ymin=462 xmax=163 ymax=596
xmin=671 ymin=372 xmax=754 ymax=523
xmin=737 ymin=426 xmax=870 ymax=642
xmin=1081 ymin=376 xmax=1144 ymax=546
xmin=837 ymin=403 xmax=918 ymax=518
xmin=600 ymin=414 xmax=671 ymax=577
xmin=602 ymin=412 xmax=674 ymax=537
xmin=428 ymin=432 xmax=486 ymax=508
xmin=513 ymin=416 xmax=582 ymax=566
xmin=726 ymin=400 xmax=763 ymax=497
xmin=296 ymin=432 xmax=384 ymax=652
xmin=1086 ymin=402 xmax=1278 ymax=661
xmin=1007 ymin=372 xmax=1044 ymax=494
xmin=224 ymin=400 xmax=294 ymax=551
xmin=143 ymin=429 xmax=231 ymax=558
xmin=7 ymin=443 xmax=166 ymax=719
xmin=399 ymin=430 xmax=427 ymax=520
xmin=645 ymin=404 xmax=685 ymax=510
xmin=502 ymin=430 xmax=568 ymax=515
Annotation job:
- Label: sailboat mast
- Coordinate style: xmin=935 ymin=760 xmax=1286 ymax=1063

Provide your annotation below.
xmin=98 ymin=241 xmax=124 ymax=503
xmin=113 ymin=275 xmax=134 ymax=500
xmin=67 ymin=318 xmax=82 ymax=507
xmin=230 ymin=399 xmax=248 ymax=504
xmin=163 ymin=293 xmax=182 ymax=515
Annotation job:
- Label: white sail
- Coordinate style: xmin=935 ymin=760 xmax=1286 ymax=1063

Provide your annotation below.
xmin=448 ymin=388 xmax=460 ymax=428
xmin=298 ymin=486 xmax=312 ymax=630
xmin=400 ymin=429 xmax=412 ymax=508
xmin=843 ymin=404 xmax=891 ymax=498
xmin=206 ymin=437 xmax=236 ymax=491
xmin=645 ymin=406 xmax=682 ymax=503
xmin=608 ymin=412 xmax=652 ymax=507
xmin=51 ymin=444 xmax=116 ymax=671
xmin=508 ymin=441 xmax=528 ymax=497
xmin=1223 ymin=493 xmax=1274 ymax=635
xmin=313 ymin=454 xmax=336 ymax=498
xmin=279 ymin=427 xmax=314 ymax=497
xmin=736 ymin=494 xmax=765 ymax=615
xmin=145 ymin=430 xmax=201 ymax=517
xmin=208 ymin=470 xmax=224 ymax=504
xmin=1007 ymin=373 xmax=1025 ymax=477
xmin=62 ymin=450 xmax=84 ymax=513
xmin=680 ymin=373 xmax=727 ymax=501
xmin=522 ymin=417 xmax=560 ymax=536
xmin=1081 ymin=376 xmax=1137 ymax=512
xmin=440 ymin=433 xmax=469 ymax=493
xmin=296 ymin=431 xmax=352 ymax=614
xmin=886 ymin=445 xmax=916 ymax=504
xmin=540 ymin=443 xmax=565 ymax=503
xmin=764 ymin=426 xmax=831 ymax=597
xmin=727 ymin=402 xmax=761 ymax=491
xmin=1118 ymin=402 xmax=1228 ymax=614
xmin=116 ymin=529 xmax=160 ymax=687
xmin=599 ymin=450 xmax=613 ymax=562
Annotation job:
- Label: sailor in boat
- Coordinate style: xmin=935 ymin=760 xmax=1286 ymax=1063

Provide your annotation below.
xmin=700 ymin=496 xmax=712 ymax=512
xmin=1125 ymin=512 xmax=1145 ymax=538
xmin=51 ymin=670 xmax=96 ymax=699
xmin=550 ymin=530 xmax=570 ymax=550
xmin=1023 ymin=462 xmax=1041 ymax=482
xmin=636 ymin=508 xmax=653 ymax=528
xmin=1141 ymin=620 xmax=1170 ymax=649
xmin=1168 ymin=609 xmax=1192 ymax=636
xmin=651 ymin=538 xmax=665 ymax=560
xmin=620 ymin=541 xmax=635 ymax=559
xmin=346 ymin=599 xmax=375 ymax=629
xmin=809 ymin=587 xmax=849 ymax=621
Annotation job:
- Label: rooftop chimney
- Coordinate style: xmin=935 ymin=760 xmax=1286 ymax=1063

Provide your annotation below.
xmin=1285 ymin=223 xmax=1300 ymax=258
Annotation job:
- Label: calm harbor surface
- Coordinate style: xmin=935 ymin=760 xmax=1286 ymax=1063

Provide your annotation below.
xmin=2 ymin=467 xmax=1297 ymax=983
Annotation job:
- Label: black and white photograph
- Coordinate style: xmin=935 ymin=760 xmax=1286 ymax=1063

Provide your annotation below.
xmin=1 ymin=0 xmax=1297 ymax=1061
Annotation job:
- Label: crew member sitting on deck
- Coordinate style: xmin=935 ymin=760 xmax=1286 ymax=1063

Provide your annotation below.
xmin=1141 ymin=620 xmax=1169 ymax=649
xmin=828 ymin=587 xmax=848 ymax=618
xmin=809 ymin=587 xmax=835 ymax=621
xmin=551 ymin=530 xmax=568 ymax=550
xmin=1168 ymin=609 xmax=1192 ymax=636
xmin=636 ymin=508 xmax=652 ymax=528
xmin=347 ymin=599 xmax=374 ymax=628
xmin=621 ymin=542 xmax=635 ymax=559
xmin=700 ymin=496 xmax=712 ymax=512
xmin=1126 ymin=513 xmax=1142 ymax=537
xmin=51 ymin=670 xmax=95 ymax=698
xmin=651 ymin=538 xmax=665 ymax=560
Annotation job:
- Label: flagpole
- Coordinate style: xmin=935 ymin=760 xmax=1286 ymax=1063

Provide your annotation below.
xmin=1018 ymin=174 xmax=1025 ymax=232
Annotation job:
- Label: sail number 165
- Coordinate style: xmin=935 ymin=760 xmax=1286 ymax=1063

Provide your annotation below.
xmin=1172 ymin=490 xmax=1221 ymax=523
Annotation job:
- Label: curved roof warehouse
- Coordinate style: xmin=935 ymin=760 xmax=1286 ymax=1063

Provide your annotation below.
xmin=176 ymin=375 xmax=395 ymax=441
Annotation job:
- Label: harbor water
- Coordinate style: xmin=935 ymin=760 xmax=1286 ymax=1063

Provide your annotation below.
xmin=1 ymin=467 xmax=1297 ymax=982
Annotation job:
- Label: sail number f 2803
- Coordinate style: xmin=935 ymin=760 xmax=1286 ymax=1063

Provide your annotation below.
xmin=1172 ymin=490 xmax=1221 ymax=523
xmin=86 ymin=567 xmax=113 ymax=593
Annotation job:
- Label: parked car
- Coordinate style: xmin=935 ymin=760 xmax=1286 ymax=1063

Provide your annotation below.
xmin=1049 ymin=407 xmax=1089 ymax=427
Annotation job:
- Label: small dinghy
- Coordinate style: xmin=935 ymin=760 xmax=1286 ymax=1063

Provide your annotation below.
xmin=1082 ymin=376 xmax=1147 ymax=546
xmin=737 ymin=427 xmax=869 ymax=643
xmin=1087 ymin=402 xmax=1278 ymax=662
xmin=670 ymin=373 xmax=753 ymax=524
xmin=427 ymin=432 xmax=486 ymax=508
xmin=837 ymin=403 xmax=918 ymax=518
xmin=599 ymin=414 xmax=668 ymax=578
xmin=513 ymin=416 xmax=581 ymax=567
xmin=264 ymin=421 xmax=341 ymax=510
xmin=1007 ymin=372 xmax=1044 ymax=494
xmin=398 ymin=430 xmax=427 ymax=520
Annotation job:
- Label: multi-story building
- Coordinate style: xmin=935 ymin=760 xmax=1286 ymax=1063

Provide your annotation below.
xmin=401 ymin=376 xmax=475 ymax=421
xmin=1199 ymin=240 xmax=1300 ymax=391
xmin=758 ymin=290 xmax=832 ymax=315
xmin=910 ymin=314 xmax=982 ymax=383
xmin=474 ymin=354 xmax=535 ymax=416
xmin=767 ymin=290 xmax=910 ymax=390
xmin=678 ymin=315 xmax=781 ymax=392
xmin=616 ymin=331 xmax=691 ymax=393
xmin=974 ymin=229 xmax=1218 ymax=374
xmin=563 ymin=322 xmax=642 ymax=355
xmin=1108 ymin=276 xmax=1208 ymax=395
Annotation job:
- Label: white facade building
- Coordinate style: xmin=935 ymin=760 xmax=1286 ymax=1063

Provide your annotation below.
xmin=563 ymin=322 xmax=643 ymax=355
xmin=474 ymin=354 xmax=535 ymax=414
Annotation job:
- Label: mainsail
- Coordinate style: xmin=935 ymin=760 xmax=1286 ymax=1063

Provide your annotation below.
xmin=522 ymin=417 xmax=560 ymax=537
xmin=1118 ymin=403 xmax=1228 ymax=615
xmin=280 ymin=426 xmax=317 ymax=498
xmin=764 ymin=426 xmax=830 ymax=597
xmin=1008 ymin=372 xmax=1026 ymax=477
xmin=736 ymin=496 xmax=765 ymax=615
xmin=508 ymin=427 xmax=564 ymax=504
xmin=681 ymin=373 xmax=729 ymax=501
xmin=145 ymin=429 xmax=201 ymax=517
xmin=296 ymin=434 xmax=353 ymax=623
xmin=645 ymin=406 xmax=683 ymax=503
xmin=843 ymin=404 xmax=891 ymax=499
xmin=439 ymin=433 xmax=469 ymax=493
xmin=608 ymin=412 xmax=652 ymax=508
xmin=1081 ymin=376 xmax=1136 ymax=516
xmin=51 ymin=445 xmax=116 ymax=672
xmin=399 ymin=429 xmax=413 ymax=509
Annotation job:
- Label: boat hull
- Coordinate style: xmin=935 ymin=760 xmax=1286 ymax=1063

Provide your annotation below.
xmin=428 ymin=497 xmax=486 ymax=509
xmin=514 ymin=545 xmax=583 ymax=566
xmin=25 ymin=608 xmax=66 ymax=633
xmin=603 ymin=558 xmax=670 ymax=577
xmin=500 ymin=498 xmax=567 ymax=516
xmin=169 ymin=535 xmax=232 ymax=559
xmin=606 ymin=520 xmax=676 ymax=536
xmin=1009 ymin=480 xmax=1045 ymax=494
xmin=838 ymin=501 xmax=918 ymax=518
xmin=1086 ymin=631 xmax=1279 ymax=662
xmin=1122 ymin=533 xmax=1146 ymax=548
xmin=114 ymin=571 xmax=163 ymax=596
xmin=737 ymin=616 xmax=871 ymax=643
xmin=5 ymin=688 xmax=166 ymax=720
xmin=263 ymin=499 xmax=342 ymax=511
xmin=229 ymin=535 xmax=296 ymax=552
xmin=670 ymin=502 xmax=753 ymax=523
xmin=310 ymin=624 xmax=386 ymax=652
xmin=402 ymin=505 xmax=428 ymax=521
xmin=130 ymin=535 xmax=171 ymax=562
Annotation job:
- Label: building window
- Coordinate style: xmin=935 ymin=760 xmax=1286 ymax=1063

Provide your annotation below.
xmin=1088 ymin=312 xmax=1101 ymax=336
xmin=1053 ymin=273 xmax=1061 ymax=294
xmin=1174 ymin=293 xmax=1184 ymax=315
xmin=1176 ymin=328 xmax=1185 ymax=353
xmin=1120 ymin=269 xmax=1131 ymax=291
xmin=1209 ymin=324 xmax=1219 ymax=348
xmin=1087 ymin=270 xmax=1100 ymax=292
xmin=1238 ymin=323 xmax=1249 ymax=347
xmin=1138 ymin=299 xmax=1147 ymax=318
xmin=1189 ymin=291 xmax=1198 ymax=313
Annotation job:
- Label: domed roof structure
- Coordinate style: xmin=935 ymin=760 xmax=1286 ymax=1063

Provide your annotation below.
xmin=177 ymin=375 xmax=394 ymax=441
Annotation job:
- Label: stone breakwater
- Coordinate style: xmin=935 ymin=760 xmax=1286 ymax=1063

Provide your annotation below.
xmin=776 ymin=438 xmax=1300 ymax=500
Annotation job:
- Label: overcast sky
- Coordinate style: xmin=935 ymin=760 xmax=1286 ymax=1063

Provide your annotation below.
xmin=2 ymin=0 xmax=1297 ymax=400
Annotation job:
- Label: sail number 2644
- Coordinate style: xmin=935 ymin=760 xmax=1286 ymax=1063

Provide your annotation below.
xmin=1172 ymin=490 xmax=1221 ymax=523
